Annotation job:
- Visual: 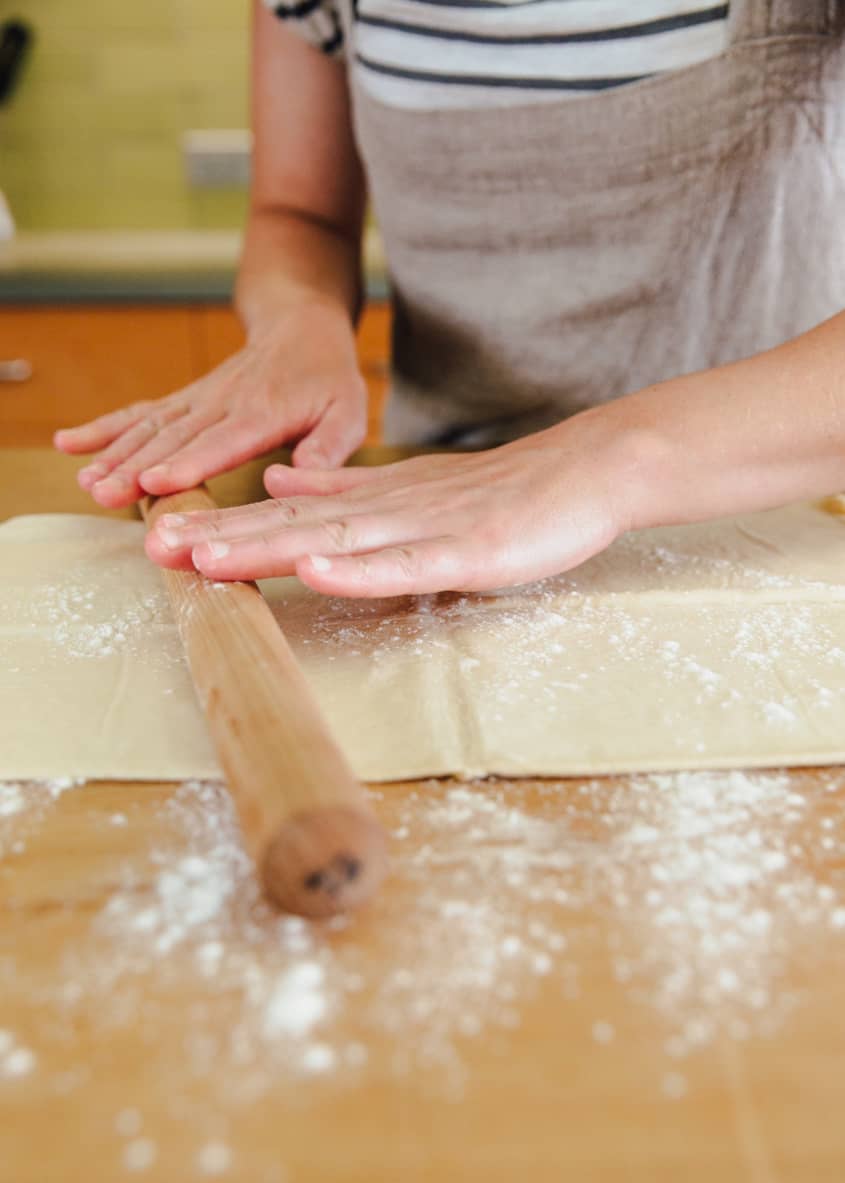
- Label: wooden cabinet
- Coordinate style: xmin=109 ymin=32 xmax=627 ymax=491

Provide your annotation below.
xmin=0 ymin=302 xmax=391 ymax=449
xmin=355 ymin=302 xmax=391 ymax=444
xmin=0 ymin=307 xmax=200 ymax=448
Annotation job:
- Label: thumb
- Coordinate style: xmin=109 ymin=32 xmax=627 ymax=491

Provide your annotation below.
xmin=292 ymin=399 xmax=366 ymax=469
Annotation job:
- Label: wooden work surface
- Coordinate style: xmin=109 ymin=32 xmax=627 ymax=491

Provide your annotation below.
xmin=2 ymin=448 xmax=845 ymax=1183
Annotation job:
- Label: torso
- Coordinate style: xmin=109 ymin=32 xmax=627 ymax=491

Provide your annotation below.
xmin=269 ymin=0 xmax=845 ymax=447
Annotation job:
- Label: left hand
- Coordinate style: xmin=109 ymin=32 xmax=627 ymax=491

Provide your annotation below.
xmin=145 ymin=412 xmax=644 ymax=598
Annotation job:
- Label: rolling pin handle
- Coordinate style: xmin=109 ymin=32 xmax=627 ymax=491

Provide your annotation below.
xmin=260 ymin=806 xmax=388 ymax=919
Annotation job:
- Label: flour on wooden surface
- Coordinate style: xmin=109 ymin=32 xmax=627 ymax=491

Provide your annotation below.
xmin=2 ymin=764 xmax=845 ymax=1174
xmin=9 ymin=771 xmax=844 ymax=1079
xmin=196 ymin=1142 xmax=233 ymax=1175
xmin=0 ymin=778 xmax=85 ymax=856
xmin=123 ymin=1138 xmax=157 ymax=1173
xmin=0 ymin=1029 xmax=36 ymax=1079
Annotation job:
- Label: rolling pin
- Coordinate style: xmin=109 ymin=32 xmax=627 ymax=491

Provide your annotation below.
xmin=141 ymin=487 xmax=388 ymax=919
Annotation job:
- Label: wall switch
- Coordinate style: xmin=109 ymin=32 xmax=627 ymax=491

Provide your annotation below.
xmin=183 ymin=129 xmax=251 ymax=189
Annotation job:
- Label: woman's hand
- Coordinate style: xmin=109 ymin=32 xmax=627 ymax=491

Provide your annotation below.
xmin=145 ymin=305 xmax=845 ymax=598
xmin=145 ymin=411 xmax=647 ymax=597
xmin=53 ymin=300 xmax=368 ymax=509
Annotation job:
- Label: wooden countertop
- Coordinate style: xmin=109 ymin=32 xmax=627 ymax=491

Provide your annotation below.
xmin=2 ymin=448 xmax=845 ymax=1183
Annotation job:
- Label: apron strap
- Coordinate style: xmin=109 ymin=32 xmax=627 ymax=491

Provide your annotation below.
xmin=728 ymin=0 xmax=840 ymax=42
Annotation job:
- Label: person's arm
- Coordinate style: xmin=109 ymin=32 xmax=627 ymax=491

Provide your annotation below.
xmin=54 ymin=1 xmax=367 ymax=509
xmin=236 ymin=0 xmax=366 ymax=335
xmin=610 ymin=309 xmax=845 ymax=530
xmin=145 ymin=309 xmax=845 ymax=597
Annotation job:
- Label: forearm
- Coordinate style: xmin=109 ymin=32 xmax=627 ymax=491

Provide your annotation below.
xmin=234 ymin=205 xmax=363 ymax=342
xmin=607 ymin=310 xmax=845 ymax=531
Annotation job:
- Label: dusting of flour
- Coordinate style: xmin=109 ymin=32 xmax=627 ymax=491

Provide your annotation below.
xmin=12 ymin=772 xmax=843 ymax=1083
xmin=2 ymin=766 xmax=845 ymax=1173
xmin=25 ymin=564 xmax=173 ymax=661
xmin=0 ymin=777 xmax=85 ymax=856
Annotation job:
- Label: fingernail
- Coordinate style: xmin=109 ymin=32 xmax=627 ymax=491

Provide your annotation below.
xmin=159 ymin=514 xmax=188 ymax=528
xmin=157 ymin=528 xmax=182 ymax=551
xmin=94 ymin=474 xmax=125 ymax=493
xmin=205 ymin=541 xmax=230 ymax=560
xmin=144 ymin=464 xmax=169 ymax=480
xmin=309 ymin=555 xmax=332 ymax=572
xmin=78 ymin=465 xmax=105 ymax=489
xmin=304 ymin=449 xmax=333 ymax=471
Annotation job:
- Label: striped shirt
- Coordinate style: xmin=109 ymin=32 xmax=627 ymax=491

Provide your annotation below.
xmin=267 ymin=0 xmax=730 ymax=109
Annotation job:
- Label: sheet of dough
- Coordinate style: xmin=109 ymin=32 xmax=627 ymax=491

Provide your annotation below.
xmin=2 ymin=503 xmax=845 ymax=782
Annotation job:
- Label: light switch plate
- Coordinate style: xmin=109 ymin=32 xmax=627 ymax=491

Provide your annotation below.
xmin=183 ymin=129 xmax=252 ymax=189
xmin=0 ymin=189 xmax=15 ymax=239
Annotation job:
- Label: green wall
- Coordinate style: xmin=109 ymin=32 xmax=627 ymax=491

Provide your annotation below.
xmin=0 ymin=0 xmax=250 ymax=230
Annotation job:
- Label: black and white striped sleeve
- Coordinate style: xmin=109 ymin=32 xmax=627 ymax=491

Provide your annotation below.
xmin=264 ymin=0 xmax=345 ymax=59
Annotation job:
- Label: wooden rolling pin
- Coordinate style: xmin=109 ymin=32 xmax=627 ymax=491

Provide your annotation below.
xmin=141 ymin=487 xmax=388 ymax=919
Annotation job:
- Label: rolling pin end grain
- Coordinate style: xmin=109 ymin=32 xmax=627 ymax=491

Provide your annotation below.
xmin=260 ymin=807 xmax=389 ymax=919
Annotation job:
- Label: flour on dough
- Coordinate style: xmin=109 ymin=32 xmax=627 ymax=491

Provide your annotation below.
xmin=2 ymin=504 xmax=845 ymax=782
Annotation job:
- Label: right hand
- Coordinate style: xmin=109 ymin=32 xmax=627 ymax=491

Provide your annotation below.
xmin=53 ymin=300 xmax=368 ymax=509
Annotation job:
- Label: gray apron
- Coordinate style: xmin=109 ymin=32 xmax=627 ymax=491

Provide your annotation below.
xmin=346 ymin=0 xmax=845 ymax=447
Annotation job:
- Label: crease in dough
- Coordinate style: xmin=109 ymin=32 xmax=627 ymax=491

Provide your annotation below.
xmin=1 ymin=502 xmax=845 ymax=783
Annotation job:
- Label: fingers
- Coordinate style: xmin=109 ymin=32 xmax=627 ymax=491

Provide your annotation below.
xmin=291 ymin=398 xmax=366 ymax=469
xmin=58 ymin=397 xmax=193 ymax=507
xmin=137 ymin=418 xmax=268 ymax=496
xmin=150 ymin=495 xmax=348 ymax=558
xmin=79 ymin=414 xmax=164 ymax=496
xmin=263 ymin=463 xmax=379 ymax=499
xmin=54 ymin=403 xmax=149 ymax=457
xmin=297 ymin=539 xmax=470 ymax=598
xmin=146 ymin=496 xmax=353 ymax=572
xmin=88 ymin=411 xmax=211 ymax=509
xmin=144 ymin=529 xmax=199 ymax=572
xmin=142 ymin=389 xmax=367 ymax=496
xmin=189 ymin=513 xmax=409 ymax=582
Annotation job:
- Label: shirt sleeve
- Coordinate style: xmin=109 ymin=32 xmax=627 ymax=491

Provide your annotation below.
xmin=263 ymin=0 xmax=345 ymax=59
